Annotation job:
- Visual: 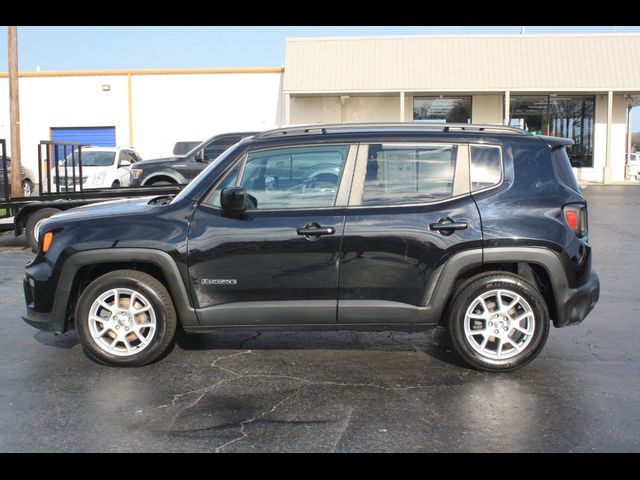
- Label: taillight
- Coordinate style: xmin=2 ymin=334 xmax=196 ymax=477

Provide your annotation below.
xmin=563 ymin=204 xmax=587 ymax=238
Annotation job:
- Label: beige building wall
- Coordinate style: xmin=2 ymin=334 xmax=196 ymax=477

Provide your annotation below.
xmin=471 ymin=95 xmax=503 ymax=124
xmin=290 ymin=97 xmax=342 ymax=124
xmin=292 ymin=94 xmax=504 ymax=124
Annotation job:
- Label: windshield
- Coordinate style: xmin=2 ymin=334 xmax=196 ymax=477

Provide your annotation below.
xmin=172 ymin=140 xmax=247 ymax=204
xmin=63 ymin=151 xmax=115 ymax=167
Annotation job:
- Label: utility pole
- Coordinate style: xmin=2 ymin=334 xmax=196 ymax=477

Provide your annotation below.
xmin=8 ymin=26 xmax=22 ymax=198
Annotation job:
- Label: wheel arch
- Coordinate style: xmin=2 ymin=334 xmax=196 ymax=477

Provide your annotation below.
xmin=428 ymin=247 xmax=568 ymax=328
xmin=52 ymin=248 xmax=197 ymax=333
xmin=141 ymin=171 xmax=185 ymax=186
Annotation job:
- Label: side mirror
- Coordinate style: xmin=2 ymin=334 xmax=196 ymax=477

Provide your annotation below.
xmin=194 ymin=150 xmax=205 ymax=163
xmin=220 ymin=187 xmax=247 ymax=216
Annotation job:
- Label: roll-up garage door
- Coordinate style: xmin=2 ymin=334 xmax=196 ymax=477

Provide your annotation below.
xmin=50 ymin=127 xmax=116 ymax=162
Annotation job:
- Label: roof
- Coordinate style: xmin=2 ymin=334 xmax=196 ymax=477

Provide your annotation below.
xmin=283 ymin=33 xmax=640 ymax=94
xmin=255 ymin=122 xmax=531 ymax=138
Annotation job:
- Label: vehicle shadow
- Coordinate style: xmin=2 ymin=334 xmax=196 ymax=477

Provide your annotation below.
xmin=33 ymin=330 xmax=80 ymax=349
xmin=174 ymin=326 xmax=469 ymax=369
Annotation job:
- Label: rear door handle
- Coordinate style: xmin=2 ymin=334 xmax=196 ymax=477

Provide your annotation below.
xmin=429 ymin=218 xmax=468 ymax=235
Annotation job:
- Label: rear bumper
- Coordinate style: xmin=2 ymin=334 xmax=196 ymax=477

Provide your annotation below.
xmin=555 ymin=270 xmax=600 ymax=327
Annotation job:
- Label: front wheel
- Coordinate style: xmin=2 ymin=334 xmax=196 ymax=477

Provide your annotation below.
xmin=75 ymin=270 xmax=177 ymax=367
xmin=446 ymin=272 xmax=550 ymax=372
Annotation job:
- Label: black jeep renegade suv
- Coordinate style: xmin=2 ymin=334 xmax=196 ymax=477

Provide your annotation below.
xmin=22 ymin=123 xmax=600 ymax=371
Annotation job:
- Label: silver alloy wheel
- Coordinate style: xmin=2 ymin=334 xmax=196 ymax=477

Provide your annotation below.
xmin=88 ymin=288 xmax=157 ymax=357
xmin=463 ymin=288 xmax=535 ymax=362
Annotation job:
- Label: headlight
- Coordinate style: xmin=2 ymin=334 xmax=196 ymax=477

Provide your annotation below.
xmin=131 ymin=168 xmax=143 ymax=178
xmin=91 ymin=170 xmax=107 ymax=186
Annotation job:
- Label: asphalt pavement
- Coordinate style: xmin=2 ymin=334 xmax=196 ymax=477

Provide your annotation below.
xmin=0 ymin=185 xmax=638 ymax=452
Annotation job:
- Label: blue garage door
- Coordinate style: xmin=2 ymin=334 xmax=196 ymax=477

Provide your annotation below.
xmin=51 ymin=127 xmax=116 ymax=162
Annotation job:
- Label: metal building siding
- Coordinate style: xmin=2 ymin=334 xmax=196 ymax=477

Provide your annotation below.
xmin=283 ymin=34 xmax=640 ymax=93
xmin=51 ymin=127 xmax=116 ymax=147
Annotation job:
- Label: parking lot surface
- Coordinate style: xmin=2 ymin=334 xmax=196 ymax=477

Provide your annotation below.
xmin=0 ymin=185 xmax=638 ymax=452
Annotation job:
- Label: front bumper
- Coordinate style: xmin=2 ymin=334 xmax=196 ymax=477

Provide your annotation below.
xmin=555 ymin=270 xmax=600 ymax=327
xmin=22 ymin=261 xmax=68 ymax=334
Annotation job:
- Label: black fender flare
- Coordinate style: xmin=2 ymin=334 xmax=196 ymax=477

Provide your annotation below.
xmin=51 ymin=248 xmax=197 ymax=333
xmin=427 ymin=246 xmax=587 ymax=327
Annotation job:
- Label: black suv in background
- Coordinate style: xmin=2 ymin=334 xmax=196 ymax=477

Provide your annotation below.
xmin=23 ymin=123 xmax=600 ymax=371
xmin=129 ymin=131 xmax=257 ymax=186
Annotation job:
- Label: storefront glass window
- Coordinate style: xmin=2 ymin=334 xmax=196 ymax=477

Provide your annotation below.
xmin=510 ymin=95 xmax=595 ymax=167
xmin=414 ymin=97 xmax=472 ymax=124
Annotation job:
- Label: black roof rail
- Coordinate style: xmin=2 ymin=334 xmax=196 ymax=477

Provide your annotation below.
xmin=255 ymin=122 xmax=531 ymax=138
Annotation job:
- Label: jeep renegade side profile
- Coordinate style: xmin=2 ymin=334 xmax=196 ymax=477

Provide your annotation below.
xmin=22 ymin=124 xmax=600 ymax=371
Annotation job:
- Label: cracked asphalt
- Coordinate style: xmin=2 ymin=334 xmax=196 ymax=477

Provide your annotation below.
xmin=0 ymin=185 xmax=639 ymax=452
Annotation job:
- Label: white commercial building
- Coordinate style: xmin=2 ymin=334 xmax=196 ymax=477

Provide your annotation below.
xmin=1 ymin=33 xmax=640 ymax=184
xmin=0 ymin=67 xmax=284 ymax=169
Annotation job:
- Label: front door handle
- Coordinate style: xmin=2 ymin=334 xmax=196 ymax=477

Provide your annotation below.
xmin=429 ymin=218 xmax=468 ymax=235
xmin=297 ymin=225 xmax=336 ymax=236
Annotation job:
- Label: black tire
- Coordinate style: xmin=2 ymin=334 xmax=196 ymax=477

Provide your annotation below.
xmin=111 ymin=180 xmax=120 ymax=188
xmin=446 ymin=272 xmax=550 ymax=372
xmin=25 ymin=207 xmax=61 ymax=252
xmin=75 ymin=270 xmax=177 ymax=367
xmin=149 ymin=180 xmax=174 ymax=186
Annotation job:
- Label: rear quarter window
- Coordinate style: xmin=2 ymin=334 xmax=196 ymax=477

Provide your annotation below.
xmin=470 ymin=145 xmax=502 ymax=191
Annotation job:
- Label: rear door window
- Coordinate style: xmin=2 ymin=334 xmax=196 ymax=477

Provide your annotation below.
xmin=359 ymin=144 xmax=458 ymax=205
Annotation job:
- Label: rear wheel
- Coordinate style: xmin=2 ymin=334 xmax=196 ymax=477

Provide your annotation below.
xmin=111 ymin=180 xmax=120 ymax=188
xmin=446 ymin=272 xmax=550 ymax=372
xmin=25 ymin=207 xmax=61 ymax=252
xmin=75 ymin=270 xmax=177 ymax=367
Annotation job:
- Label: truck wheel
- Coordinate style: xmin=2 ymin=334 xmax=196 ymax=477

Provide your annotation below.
xmin=75 ymin=270 xmax=177 ymax=367
xmin=25 ymin=207 xmax=61 ymax=252
xmin=446 ymin=272 xmax=550 ymax=372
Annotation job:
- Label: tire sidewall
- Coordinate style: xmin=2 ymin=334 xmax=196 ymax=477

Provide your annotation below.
xmin=25 ymin=208 xmax=60 ymax=252
xmin=448 ymin=275 xmax=550 ymax=372
xmin=75 ymin=274 xmax=173 ymax=367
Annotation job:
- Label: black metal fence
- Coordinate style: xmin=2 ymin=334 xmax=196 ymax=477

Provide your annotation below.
xmin=0 ymin=139 xmax=11 ymax=219
xmin=37 ymin=140 xmax=86 ymax=196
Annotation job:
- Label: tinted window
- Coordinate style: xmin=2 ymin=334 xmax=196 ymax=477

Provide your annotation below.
xmin=204 ymin=136 xmax=242 ymax=162
xmin=470 ymin=145 xmax=502 ymax=191
xmin=362 ymin=144 xmax=456 ymax=205
xmin=239 ymin=145 xmax=349 ymax=210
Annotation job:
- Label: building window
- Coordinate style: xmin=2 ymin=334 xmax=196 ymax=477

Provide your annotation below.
xmin=413 ymin=97 xmax=472 ymax=124
xmin=510 ymin=95 xmax=595 ymax=168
